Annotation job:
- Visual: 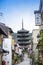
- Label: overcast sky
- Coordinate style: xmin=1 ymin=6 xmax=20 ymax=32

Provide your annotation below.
xmin=0 ymin=0 xmax=40 ymax=33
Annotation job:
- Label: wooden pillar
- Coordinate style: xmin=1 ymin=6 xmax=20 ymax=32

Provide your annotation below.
xmin=0 ymin=35 xmax=2 ymax=45
xmin=0 ymin=53 xmax=2 ymax=65
xmin=42 ymin=51 xmax=43 ymax=64
xmin=0 ymin=34 xmax=3 ymax=65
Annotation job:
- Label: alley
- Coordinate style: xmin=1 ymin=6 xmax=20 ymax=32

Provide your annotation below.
xmin=0 ymin=0 xmax=43 ymax=65
xmin=17 ymin=53 xmax=31 ymax=65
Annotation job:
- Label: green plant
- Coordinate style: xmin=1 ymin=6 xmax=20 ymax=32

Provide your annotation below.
xmin=40 ymin=30 xmax=43 ymax=49
xmin=37 ymin=62 xmax=42 ymax=65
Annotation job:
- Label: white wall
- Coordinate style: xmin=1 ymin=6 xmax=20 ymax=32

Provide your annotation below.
xmin=32 ymin=29 xmax=39 ymax=44
xmin=2 ymin=38 xmax=12 ymax=65
xmin=32 ymin=29 xmax=39 ymax=61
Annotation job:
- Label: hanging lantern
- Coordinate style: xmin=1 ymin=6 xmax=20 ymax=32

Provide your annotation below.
xmin=34 ymin=11 xmax=41 ymax=26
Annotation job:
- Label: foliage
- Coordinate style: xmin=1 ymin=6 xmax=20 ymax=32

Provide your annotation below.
xmin=14 ymin=54 xmax=19 ymax=63
xmin=40 ymin=29 xmax=43 ymax=49
xmin=22 ymin=49 xmax=25 ymax=54
xmin=37 ymin=62 xmax=42 ymax=65
xmin=14 ymin=53 xmax=23 ymax=64
xmin=37 ymin=30 xmax=43 ymax=65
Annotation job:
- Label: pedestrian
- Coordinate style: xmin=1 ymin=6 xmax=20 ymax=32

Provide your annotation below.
xmin=30 ymin=58 xmax=32 ymax=65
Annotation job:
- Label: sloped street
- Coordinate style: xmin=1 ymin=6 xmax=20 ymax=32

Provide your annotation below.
xmin=17 ymin=53 xmax=31 ymax=65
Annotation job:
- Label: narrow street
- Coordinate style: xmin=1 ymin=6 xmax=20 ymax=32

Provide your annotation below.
xmin=17 ymin=53 xmax=31 ymax=65
xmin=1 ymin=0 xmax=43 ymax=65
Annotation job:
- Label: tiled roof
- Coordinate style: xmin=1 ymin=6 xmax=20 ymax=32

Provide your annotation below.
xmin=0 ymin=23 xmax=13 ymax=36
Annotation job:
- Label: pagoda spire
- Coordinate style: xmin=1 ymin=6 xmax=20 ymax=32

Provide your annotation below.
xmin=22 ymin=19 xmax=24 ymax=29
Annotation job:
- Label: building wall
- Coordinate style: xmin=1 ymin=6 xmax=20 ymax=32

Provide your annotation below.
xmin=32 ymin=29 xmax=39 ymax=44
xmin=2 ymin=38 xmax=12 ymax=65
xmin=32 ymin=29 xmax=39 ymax=52
xmin=32 ymin=29 xmax=39 ymax=61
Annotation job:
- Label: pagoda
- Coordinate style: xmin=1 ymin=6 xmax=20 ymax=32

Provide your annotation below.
xmin=17 ymin=20 xmax=31 ymax=49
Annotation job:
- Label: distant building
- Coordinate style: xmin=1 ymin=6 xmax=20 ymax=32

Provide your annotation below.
xmin=12 ymin=33 xmax=17 ymax=43
xmin=17 ymin=20 xmax=32 ymax=49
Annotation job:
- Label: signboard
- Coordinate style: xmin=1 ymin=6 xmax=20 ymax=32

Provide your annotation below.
xmin=2 ymin=38 xmax=12 ymax=65
xmin=35 ymin=12 xmax=41 ymax=26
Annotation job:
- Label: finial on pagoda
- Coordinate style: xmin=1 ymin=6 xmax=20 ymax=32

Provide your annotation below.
xmin=22 ymin=19 xmax=24 ymax=29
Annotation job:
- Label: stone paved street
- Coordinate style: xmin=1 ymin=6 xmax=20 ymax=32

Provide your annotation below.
xmin=17 ymin=53 xmax=31 ymax=65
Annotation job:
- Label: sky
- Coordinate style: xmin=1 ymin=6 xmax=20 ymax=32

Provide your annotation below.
xmin=0 ymin=0 xmax=40 ymax=33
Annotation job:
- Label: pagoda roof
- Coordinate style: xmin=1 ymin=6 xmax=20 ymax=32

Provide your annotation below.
xmin=17 ymin=28 xmax=29 ymax=33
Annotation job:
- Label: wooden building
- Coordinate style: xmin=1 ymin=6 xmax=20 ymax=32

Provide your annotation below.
xmin=0 ymin=23 xmax=13 ymax=65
